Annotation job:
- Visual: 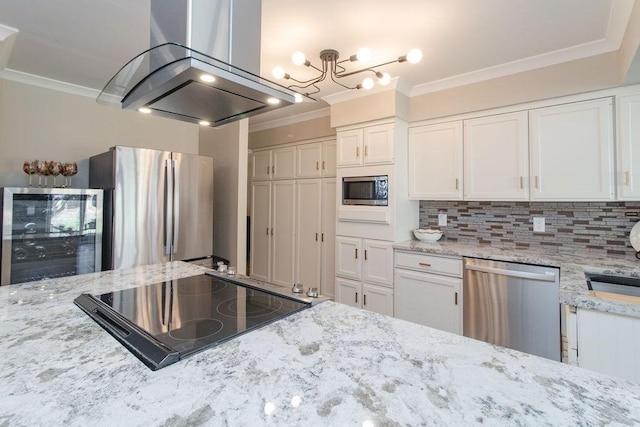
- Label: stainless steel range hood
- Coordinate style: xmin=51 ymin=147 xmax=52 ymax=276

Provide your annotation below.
xmin=97 ymin=0 xmax=295 ymax=127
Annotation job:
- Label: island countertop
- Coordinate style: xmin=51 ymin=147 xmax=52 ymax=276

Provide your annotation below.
xmin=2 ymin=261 xmax=640 ymax=426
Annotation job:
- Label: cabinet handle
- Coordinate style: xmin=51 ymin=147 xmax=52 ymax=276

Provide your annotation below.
xmin=316 ymin=161 xmax=319 ymax=170
xmin=625 ymin=171 xmax=631 ymax=186
xmin=321 ymin=233 xmax=324 ymax=242
xmin=364 ymin=249 xmax=368 ymax=261
xmin=271 ymin=228 xmax=274 ymax=236
xmin=355 ymin=248 xmax=358 ymax=259
xmin=315 ymin=232 xmax=318 ymax=241
xmin=322 ymin=160 xmax=325 ymax=170
xmin=356 ymin=146 xmax=360 ymax=158
xmin=419 ymin=262 xmax=431 ymax=267
xmin=534 ymin=176 xmax=539 ymax=189
xmin=267 ymin=166 xmax=270 ymax=175
xmin=355 ymin=292 xmax=358 ymax=304
xmin=266 ymin=227 xmax=269 ymax=235
xmin=520 ymin=176 xmax=524 ymax=189
xmin=455 ymin=178 xmax=459 ymax=190
xmin=364 ymin=294 xmax=367 ymax=306
xmin=454 ymin=292 xmax=458 ymax=306
xmin=364 ymin=145 xmax=368 ymax=157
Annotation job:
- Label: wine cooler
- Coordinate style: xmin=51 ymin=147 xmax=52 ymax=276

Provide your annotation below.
xmin=1 ymin=187 xmax=103 ymax=285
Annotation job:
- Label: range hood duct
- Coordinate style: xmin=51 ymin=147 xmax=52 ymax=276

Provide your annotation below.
xmin=97 ymin=0 xmax=295 ymax=127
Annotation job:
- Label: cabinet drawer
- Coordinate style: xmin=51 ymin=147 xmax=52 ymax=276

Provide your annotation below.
xmin=394 ymin=251 xmax=462 ymax=277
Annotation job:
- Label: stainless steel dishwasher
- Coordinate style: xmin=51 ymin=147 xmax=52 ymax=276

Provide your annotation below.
xmin=463 ymin=258 xmax=560 ymax=361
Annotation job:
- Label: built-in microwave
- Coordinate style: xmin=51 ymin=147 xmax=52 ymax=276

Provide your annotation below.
xmin=342 ymin=175 xmax=388 ymax=206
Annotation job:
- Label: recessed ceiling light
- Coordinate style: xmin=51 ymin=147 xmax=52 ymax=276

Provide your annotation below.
xmin=198 ymin=120 xmax=211 ymax=126
xmin=267 ymin=98 xmax=280 ymax=105
xmin=200 ymin=74 xmax=215 ymax=83
xmin=138 ymin=107 xmax=152 ymax=114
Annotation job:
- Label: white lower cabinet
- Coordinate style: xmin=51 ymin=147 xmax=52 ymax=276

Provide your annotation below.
xmin=335 ymin=277 xmax=394 ymax=316
xmin=249 ymin=180 xmax=295 ymax=287
xmin=394 ymin=251 xmax=462 ymax=335
xmin=565 ymin=306 xmax=640 ymax=383
xmin=335 ymin=236 xmax=394 ymax=316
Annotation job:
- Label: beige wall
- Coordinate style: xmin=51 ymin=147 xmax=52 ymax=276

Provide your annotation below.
xmin=199 ymin=120 xmax=248 ymax=274
xmin=409 ymin=51 xmax=623 ymax=122
xmin=0 ymin=79 xmax=198 ymax=188
xmin=329 ymin=90 xmax=410 ymax=128
xmin=621 ymin=0 xmax=640 ymax=84
xmin=248 ymin=115 xmax=334 ymax=149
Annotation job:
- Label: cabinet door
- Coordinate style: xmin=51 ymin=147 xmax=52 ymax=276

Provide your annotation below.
xmin=394 ymin=269 xmax=462 ymax=334
xmin=576 ymin=308 xmax=640 ymax=383
xmin=296 ymin=143 xmax=322 ymax=178
xmin=363 ymin=240 xmax=393 ymax=286
xmin=272 ymin=147 xmax=296 ymax=179
xmin=335 ymin=277 xmax=362 ymax=308
xmin=529 ymin=98 xmax=614 ymax=201
xmin=363 ymin=124 xmax=394 ymax=165
xmin=408 ymin=122 xmax=463 ymax=200
xmin=335 ymin=236 xmax=362 ymax=280
xmin=337 ymin=129 xmax=363 ymax=167
xmin=322 ymin=140 xmax=337 ymax=177
xmin=251 ymin=151 xmax=272 ymax=180
xmin=464 ymin=111 xmax=529 ymax=200
xmin=363 ymin=284 xmax=394 ymax=316
xmin=295 ymin=179 xmax=322 ymax=288
xmin=617 ymin=93 xmax=640 ymax=200
xmin=321 ymin=178 xmax=337 ymax=298
xmin=250 ymin=181 xmax=271 ymax=282
xmin=270 ymin=180 xmax=296 ymax=286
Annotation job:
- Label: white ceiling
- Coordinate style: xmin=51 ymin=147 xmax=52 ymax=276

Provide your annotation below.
xmin=0 ymin=0 xmax=635 ymax=127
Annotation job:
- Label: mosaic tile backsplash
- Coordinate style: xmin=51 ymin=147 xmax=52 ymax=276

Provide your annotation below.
xmin=419 ymin=201 xmax=640 ymax=258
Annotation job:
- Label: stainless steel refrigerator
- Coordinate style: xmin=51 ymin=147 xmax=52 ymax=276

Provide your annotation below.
xmin=89 ymin=146 xmax=213 ymax=270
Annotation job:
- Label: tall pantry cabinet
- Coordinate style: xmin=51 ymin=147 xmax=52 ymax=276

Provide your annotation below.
xmin=335 ymin=118 xmax=419 ymax=316
xmin=249 ymin=139 xmax=337 ymax=297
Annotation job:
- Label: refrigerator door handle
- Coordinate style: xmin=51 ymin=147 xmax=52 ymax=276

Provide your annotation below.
xmin=163 ymin=159 xmax=173 ymax=255
xmin=171 ymin=159 xmax=178 ymax=255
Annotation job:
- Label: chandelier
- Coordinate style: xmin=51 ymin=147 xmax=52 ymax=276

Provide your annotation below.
xmin=271 ymin=47 xmax=422 ymax=101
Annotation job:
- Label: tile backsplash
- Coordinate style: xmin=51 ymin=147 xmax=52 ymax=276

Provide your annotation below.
xmin=419 ymin=201 xmax=640 ymax=258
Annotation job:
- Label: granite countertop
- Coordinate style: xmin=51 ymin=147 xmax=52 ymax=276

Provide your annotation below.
xmin=394 ymin=239 xmax=640 ymax=318
xmin=3 ymin=261 xmax=640 ymax=425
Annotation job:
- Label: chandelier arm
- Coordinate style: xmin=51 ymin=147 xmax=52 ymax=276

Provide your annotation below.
xmin=330 ymin=71 xmax=358 ymax=90
xmin=287 ymin=74 xmax=325 ymax=85
xmin=334 ymin=58 xmax=401 ymax=78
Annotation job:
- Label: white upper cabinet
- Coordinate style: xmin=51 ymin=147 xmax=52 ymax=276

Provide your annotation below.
xmin=363 ymin=124 xmax=395 ymax=165
xmin=337 ymin=129 xmax=363 ymax=167
xmin=617 ymin=93 xmax=640 ymax=200
xmin=529 ymin=98 xmax=614 ymax=201
xmin=251 ymin=150 xmax=272 ymax=180
xmin=463 ymin=111 xmax=529 ymax=200
xmin=408 ymin=121 xmax=463 ymax=200
xmin=272 ymin=147 xmax=296 ymax=180
xmin=251 ymin=147 xmax=295 ymax=180
xmin=296 ymin=140 xmax=337 ymax=178
xmin=337 ymin=123 xmax=394 ymax=167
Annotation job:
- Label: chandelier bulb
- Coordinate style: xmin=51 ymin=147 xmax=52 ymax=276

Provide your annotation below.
xmin=356 ymin=47 xmax=371 ymax=63
xmin=292 ymin=51 xmax=307 ymax=66
xmin=272 ymin=66 xmax=286 ymax=79
xmin=378 ymin=72 xmax=391 ymax=86
xmin=362 ymin=77 xmax=374 ymax=90
xmin=294 ymin=93 xmax=303 ymax=103
xmin=406 ymin=48 xmax=422 ymax=64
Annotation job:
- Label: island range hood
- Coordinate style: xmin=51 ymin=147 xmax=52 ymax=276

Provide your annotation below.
xmin=97 ymin=0 xmax=296 ymax=127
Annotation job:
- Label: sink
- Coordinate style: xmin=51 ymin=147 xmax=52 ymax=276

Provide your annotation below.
xmin=585 ymin=272 xmax=640 ymax=301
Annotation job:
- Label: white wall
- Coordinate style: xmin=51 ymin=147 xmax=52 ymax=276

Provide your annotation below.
xmin=199 ymin=120 xmax=248 ymax=274
xmin=0 ymin=79 xmax=199 ymax=188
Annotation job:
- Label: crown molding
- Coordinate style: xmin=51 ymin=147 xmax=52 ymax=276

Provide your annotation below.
xmin=248 ymin=107 xmax=330 ymax=133
xmin=321 ymin=77 xmax=412 ymax=105
xmin=0 ymin=68 xmax=100 ymax=98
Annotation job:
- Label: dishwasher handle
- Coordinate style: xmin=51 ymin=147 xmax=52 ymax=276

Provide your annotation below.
xmin=465 ymin=263 xmax=557 ymax=282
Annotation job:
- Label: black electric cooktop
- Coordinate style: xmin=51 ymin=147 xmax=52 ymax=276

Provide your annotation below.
xmin=74 ymin=273 xmax=310 ymax=370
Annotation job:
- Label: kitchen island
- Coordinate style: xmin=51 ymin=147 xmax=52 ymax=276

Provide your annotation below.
xmin=2 ymin=262 xmax=640 ymax=426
